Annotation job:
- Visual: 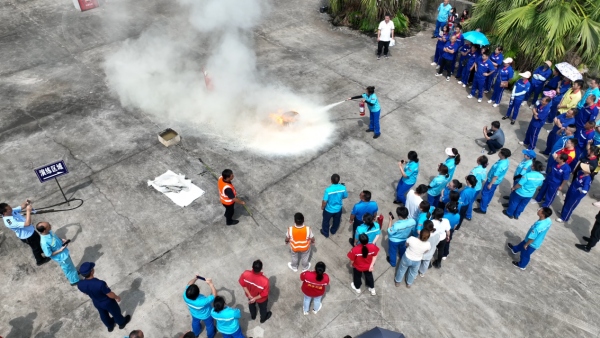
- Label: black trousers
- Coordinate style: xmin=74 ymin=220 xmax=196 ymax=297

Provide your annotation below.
xmin=434 ymin=239 xmax=448 ymax=268
xmin=353 ymin=267 xmax=374 ymax=289
xmin=351 ymin=219 xmax=363 ymax=241
xmin=486 ymin=139 xmax=503 ymax=152
xmin=20 ymin=231 xmax=45 ymax=264
xmin=223 ymin=203 xmax=235 ymax=224
xmin=377 ymin=41 xmax=390 ymax=56
xmin=249 ymin=299 xmax=269 ymax=320
xmin=437 ymin=58 xmax=453 ymax=76
xmin=587 ymin=221 xmax=600 ymax=249
xmin=442 ymin=229 xmax=454 ymax=257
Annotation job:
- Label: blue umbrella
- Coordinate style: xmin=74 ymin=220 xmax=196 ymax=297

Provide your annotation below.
xmin=463 ymin=31 xmax=489 ymax=46
xmin=355 ymin=327 xmax=405 ymax=338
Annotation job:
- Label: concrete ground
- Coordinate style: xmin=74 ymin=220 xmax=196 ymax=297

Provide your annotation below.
xmin=2 ymin=0 xmax=600 ymax=337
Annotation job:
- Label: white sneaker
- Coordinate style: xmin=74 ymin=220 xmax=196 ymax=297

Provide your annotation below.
xmin=287 ymin=262 xmax=298 ymax=272
xmin=431 ymin=62 xmax=437 ymax=66
xmin=467 ymin=95 xmax=473 ymax=99
xmin=351 ymin=282 xmax=361 ymax=294
xmin=419 ymin=273 xmax=424 ymax=277
xmin=457 ymin=81 xmax=463 ymax=85
xmin=521 ymin=102 xmax=526 ymax=106
xmin=484 ymin=90 xmax=489 ymax=93
xmin=435 ymin=73 xmax=442 ymax=77
xmin=594 ymin=201 xmax=600 ymax=208
xmin=462 ymin=84 xmax=466 ymax=88
xmin=530 ymin=200 xmax=540 ymax=204
xmin=369 ymin=288 xmax=376 ymax=296
xmin=312 ymin=303 xmax=322 ymax=314
xmin=446 ymin=76 xmax=450 ymax=81
xmin=436 ymin=65 xmax=440 ymax=69
xmin=303 ymin=310 xmax=309 ymax=315
xmin=518 ymin=141 xmax=525 ymax=145
xmin=478 ymin=98 xmax=482 ymax=103
xmin=556 ymin=218 xmax=564 ymax=223
xmin=301 ymin=262 xmax=311 ymax=272
xmin=442 ymin=257 xmax=447 ymax=260
xmin=487 ymin=99 xmax=492 ymax=103
xmin=493 ymin=103 xmax=499 ymax=107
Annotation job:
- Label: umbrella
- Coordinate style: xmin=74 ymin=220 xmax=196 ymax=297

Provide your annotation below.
xmin=462 ymin=31 xmax=489 ymax=46
xmin=555 ymin=62 xmax=583 ymax=81
xmin=355 ymin=327 xmax=406 ymax=338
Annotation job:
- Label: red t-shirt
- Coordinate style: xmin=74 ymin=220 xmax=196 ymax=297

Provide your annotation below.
xmin=238 ymin=270 xmax=269 ymax=303
xmin=347 ymin=244 xmax=379 ymax=271
xmin=300 ymin=271 xmax=330 ymax=298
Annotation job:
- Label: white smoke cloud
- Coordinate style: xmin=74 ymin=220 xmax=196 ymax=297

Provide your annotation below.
xmin=104 ymin=0 xmax=336 ymax=155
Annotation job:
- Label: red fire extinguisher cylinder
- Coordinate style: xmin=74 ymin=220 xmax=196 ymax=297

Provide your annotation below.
xmin=359 ymin=101 xmax=365 ymax=116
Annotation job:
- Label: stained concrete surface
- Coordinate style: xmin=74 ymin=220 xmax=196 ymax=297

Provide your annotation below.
xmin=1 ymin=0 xmax=600 ymax=337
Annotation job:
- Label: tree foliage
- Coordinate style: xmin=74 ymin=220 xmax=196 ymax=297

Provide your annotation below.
xmin=329 ymin=0 xmax=418 ymax=35
xmin=466 ymin=0 xmax=600 ymax=74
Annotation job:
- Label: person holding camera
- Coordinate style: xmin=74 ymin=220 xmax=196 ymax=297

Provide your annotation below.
xmin=36 ymin=222 xmax=80 ymax=285
xmin=183 ymin=274 xmax=217 ymax=338
xmin=483 ymin=121 xmax=505 ymax=155
xmin=1 ymin=200 xmax=50 ymax=266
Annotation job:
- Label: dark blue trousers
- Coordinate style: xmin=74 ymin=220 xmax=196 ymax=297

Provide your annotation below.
xmin=470 ymin=77 xmax=485 ymax=99
xmin=395 ymin=180 xmax=414 ymax=204
xmin=524 ymin=123 xmax=544 ymax=149
xmin=512 ymin=240 xmax=536 ymax=268
xmin=505 ymin=97 xmax=525 ymax=120
xmin=94 ymin=299 xmax=126 ymax=329
xmin=479 ymin=181 xmax=498 ymax=212
xmin=322 ymin=210 xmax=342 ymax=237
xmin=535 ymin=180 xmax=560 ymax=207
xmin=506 ymin=191 xmax=531 ymax=218
xmin=387 ymin=239 xmax=406 ymax=267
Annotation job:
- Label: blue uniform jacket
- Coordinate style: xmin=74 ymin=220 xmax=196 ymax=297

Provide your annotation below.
xmin=442 ymin=41 xmax=457 ymax=60
xmin=496 ymin=66 xmax=514 ymax=83
xmin=532 ymin=66 xmax=552 ymax=88
xmin=489 ymin=52 xmax=503 ymax=71
xmin=474 ymin=59 xmax=495 ymax=79
xmin=511 ymin=79 xmax=530 ymax=98
xmin=544 ymin=75 xmax=561 ymax=90
xmin=531 ymin=102 xmax=551 ymax=127
xmin=362 ymin=93 xmax=381 ymax=112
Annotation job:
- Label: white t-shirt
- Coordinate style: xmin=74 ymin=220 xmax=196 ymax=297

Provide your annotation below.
xmin=406 ymin=190 xmax=423 ymax=221
xmin=405 ymin=236 xmax=431 ymax=261
xmin=432 ymin=219 xmax=451 ymax=244
xmin=378 ymin=21 xmax=395 ymax=42
xmin=422 ymin=232 xmax=440 ymax=261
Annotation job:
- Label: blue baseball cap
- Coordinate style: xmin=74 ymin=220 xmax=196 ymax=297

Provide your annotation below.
xmin=79 ymin=262 xmax=95 ymax=275
xmin=522 ymin=149 xmax=536 ymax=159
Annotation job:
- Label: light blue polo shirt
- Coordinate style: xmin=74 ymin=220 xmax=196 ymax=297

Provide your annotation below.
xmin=470 ymin=165 xmax=487 ymax=191
xmin=445 ymin=157 xmax=456 ymax=179
xmin=526 ymin=218 xmax=552 ymax=249
xmin=594 ymin=120 xmax=600 ymax=145
xmin=40 ymin=231 xmax=69 ymax=262
xmin=444 ymin=212 xmax=460 ymax=230
xmin=323 ymin=184 xmax=348 ymax=213
xmin=414 ymin=206 xmax=436 ymax=236
xmin=387 ymin=218 xmax=416 ymax=242
xmin=428 ymin=175 xmax=448 ymax=196
xmin=402 ymin=161 xmax=419 ymax=185
xmin=577 ymin=87 xmax=600 ymax=109
xmin=351 ymin=201 xmax=378 ymax=222
xmin=488 ymin=159 xmax=510 ymax=185
xmin=515 ymin=159 xmax=532 ymax=177
xmin=183 ymin=288 xmax=215 ymax=320
xmin=437 ymin=3 xmax=452 ymax=22
xmin=211 ymin=307 xmax=241 ymax=335
xmin=355 ymin=223 xmax=381 ymax=243
xmin=3 ymin=206 xmax=34 ymax=239
xmin=516 ymin=171 xmax=545 ymax=197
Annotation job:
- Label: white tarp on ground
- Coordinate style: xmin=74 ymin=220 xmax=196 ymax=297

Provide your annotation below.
xmin=147 ymin=170 xmax=204 ymax=207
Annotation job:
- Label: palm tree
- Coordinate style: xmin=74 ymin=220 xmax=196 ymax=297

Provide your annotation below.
xmin=329 ymin=0 xmax=419 ymax=35
xmin=466 ymin=0 xmax=600 ymax=74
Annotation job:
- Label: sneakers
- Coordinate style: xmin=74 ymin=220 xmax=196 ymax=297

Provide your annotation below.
xmin=487 ymin=99 xmax=493 ymax=103
xmin=462 ymin=84 xmax=466 ymax=88
xmin=556 ymin=218 xmax=564 ymax=223
xmin=313 ymin=303 xmax=322 ymax=314
xmin=287 ymin=262 xmax=298 ymax=272
xmin=260 ymin=311 xmax=272 ymax=323
xmin=436 ymin=65 xmax=440 ymax=69
xmin=484 ymin=90 xmax=489 ymax=93
xmin=377 ymin=56 xmax=381 ymax=60
xmin=493 ymin=103 xmax=499 ymax=107
xmin=431 ymin=62 xmax=437 ymax=66
xmin=301 ymin=262 xmax=311 ymax=272
xmin=36 ymin=257 xmax=51 ymax=266
xmin=226 ymin=220 xmax=239 ymax=226
xmin=350 ymin=282 xmax=361 ymax=294
xmin=575 ymin=244 xmax=590 ymax=252
xmin=442 ymin=257 xmax=447 ymax=260
xmin=512 ymin=261 xmax=525 ymax=270
xmin=435 ymin=73 xmax=443 ymax=77
xmin=446 ymin=76 xmax=450 ymax=81
xmin=303 ymin=310 xmax=309 ymax=315
xmin=518 ymin=141 xmax=525 ymax=145
xmin=419 ymin=273 xmax=424 ymax=277
xmin=384 ymin=55 xmax=389 ymax=59
xmin=507 ymin=243 xmax=517 ymax=255
xmin=478 ymin=98 xmax=482 ymax=103
xmin=118 ymin=315 xmax=131 ymax=330
xmin=530 ymin=200 xmax=540 ymax=204
xmin=369 ymin=288 xmax=376 ymax=296
xmin=593 ymin=201 xmax=600 ymax=208
xmin=467 ymin=94 xmax=473 ymax=99
xmin=458 ymin=81 xmax=463 ymax=85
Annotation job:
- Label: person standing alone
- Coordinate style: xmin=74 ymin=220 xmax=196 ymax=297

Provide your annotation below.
xmin=507 ymin=207 xmax=553 ymax=270
xmin=218 ymin=169 xmax=245 ymax=226
xmin=320 ymin=174 xmax=348 ymax=238
xmin=432 ymin=0 xmax=452 ymax=38
xmin=348 ymin=87 xmax=382 ymax=138
xmin=239 ymin=260 xmax=272 ymax=323
xmin=286 ymin=212 xmax=315 ymax=272
xmin=377 ymin=14 xmax=394 ymax=60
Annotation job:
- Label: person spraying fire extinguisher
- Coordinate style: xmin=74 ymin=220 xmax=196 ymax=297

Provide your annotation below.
xmin=347 ymin=86 xmax=382 ymax=139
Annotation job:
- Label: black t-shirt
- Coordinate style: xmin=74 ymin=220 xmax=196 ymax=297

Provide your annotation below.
xmin=224 ymin=188 xmax=235 ymax=199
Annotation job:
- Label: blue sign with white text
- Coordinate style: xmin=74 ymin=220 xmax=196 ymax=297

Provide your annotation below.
xmin=34 ymin=160 xmax=69 ymax=183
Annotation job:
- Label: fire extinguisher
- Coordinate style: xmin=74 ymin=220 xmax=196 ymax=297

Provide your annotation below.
xmin=376 ymin=214 xmax=384 ymax=227
xmin=359 ymin=101 xmax=365 ymax=116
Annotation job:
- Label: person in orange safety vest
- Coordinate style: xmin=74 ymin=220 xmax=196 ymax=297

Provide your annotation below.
xmin=285 ymin=212 xmax=315 ymax=272
xmin=218 ymin=169 xmax=245 ymax=226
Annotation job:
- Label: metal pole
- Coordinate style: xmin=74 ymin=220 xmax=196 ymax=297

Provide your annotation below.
xmin=55 ymin=178 xmax=70 ymax=206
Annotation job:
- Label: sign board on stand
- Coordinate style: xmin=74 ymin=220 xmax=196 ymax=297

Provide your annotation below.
xmin=34 ymin=160 xmax=71 ymax=205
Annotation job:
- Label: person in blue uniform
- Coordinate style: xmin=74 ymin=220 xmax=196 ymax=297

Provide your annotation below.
xmin=77 ymin=262 xmax=131 ymax=332
xmin=1 ymin=201 xmax=50 ymax=266
xmin=544 ymin=69 xmax=561 ymax=91
xmin=37 ymin=222 xmax=80 ymax=285
xmin=349 ymin=190 xmax=378 ymax=246
xmin=521 ymin=97 xmax=551 ymax=149
xmin=547 ymin=77 xmax=572 ymax=123
xmin=488 ymin=58 xmax=514 ymax=107
xmin=458 ymin=44 xmax=480 ymax=87
xmin=457 ymin=175 xmax=477 ymax=228
xmin=449 ymin=24 xmax=464 ymax=74
xmin=577 ymin=78 xmax=600 ymax=110
xmin=394 ymin=151 xmax=419 ymax=204
xmin=542 ymin=109 xmax=576 ymax=155
xmin=455 ymin=40 xmax=471 ymax=79
xmin=474 ymin=148 xmax=511 ymax=214
xmin=500 ymin=149 xmax=534 ymax=204
xmin=183 ymin=275 xmax=217 ymax=338
xmin=439 ymin=179 xmax=461 ymax=210
xmin=211 ymin=296 xmax=245 ymax=338
xmin=507 ymin=207 xmax=553 ymax=270
xmin=503 ymin=71 xmax=531 ymax=124
xmin=470 ymin=155 xmax=488 ymax=198
xmin=485 ymin=46 xmax=504 ymax=92
xmin=442 ymin=202 xmax=460 ymax=258
xmin=574 ymin=121 xmax=596 ymax=166
xmin=534 ymin=153 xmax=571 ymax=207
xmin=384 ymin=206 xmax=416 ymax=267
xmin=443 ymin=147 xmax=461 ymax=180
xmin=528 ymin=61 xmax=553 ymax=106
xmin=320 ymin=173 xmax=348 ymax=238
xmin=427 ymin=164 xmax=450 ymax=208
xmin=432 ymin=25 xmax=450 ymax=67
xmin=435 ymin=35 xmax=458 ymax=80
xmin=468 ymin=52 xmax=495 ymax=102
xmin=348 ymin=86 xmax=382 ymax=138
xmin=503 ymin=161 xmax=545 ymax=219
xmin=556 ymin=163 xmax=592 ymax=223
xmin=575 ymin=95 xmax=598 ymax=132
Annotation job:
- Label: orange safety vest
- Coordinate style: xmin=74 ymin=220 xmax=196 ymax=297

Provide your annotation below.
xmin=218 ymin=176 xmax=236 ymax=206
xmin=288 ymin=225 xmax=311 ymax=252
